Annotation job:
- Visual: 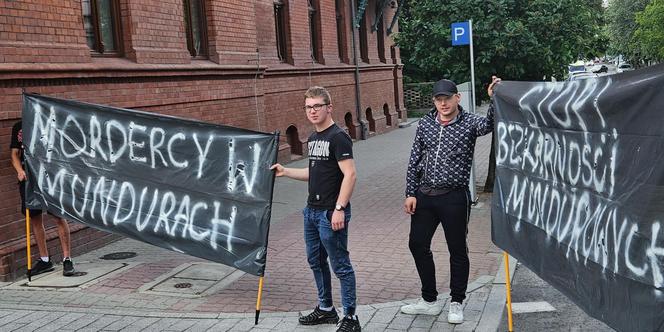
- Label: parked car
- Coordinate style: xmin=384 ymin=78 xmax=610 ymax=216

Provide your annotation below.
xmin=591 ymin=64 xmax=608 ymax=73
xmin=617 ymin=63 xmax=634 ymax=73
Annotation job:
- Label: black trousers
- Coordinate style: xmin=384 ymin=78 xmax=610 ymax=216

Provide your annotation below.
xmin=408 ymin=188 xmax=470 ymax=303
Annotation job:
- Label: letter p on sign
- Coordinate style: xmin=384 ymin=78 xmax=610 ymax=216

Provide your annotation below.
xmin=451 ymin=21 xmax=470 ymax=46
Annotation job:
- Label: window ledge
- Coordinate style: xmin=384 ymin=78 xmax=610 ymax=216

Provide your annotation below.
xmin=0 ymin=58 xmax=268 ymax=80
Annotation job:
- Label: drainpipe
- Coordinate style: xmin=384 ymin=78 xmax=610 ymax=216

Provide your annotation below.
xmin=349 ymin=0 xmax=368 ymax=140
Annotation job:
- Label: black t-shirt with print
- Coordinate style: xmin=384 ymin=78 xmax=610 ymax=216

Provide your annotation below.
xmin=307 ymin=123 xmax=353 ymax=210
xmin=10 ymin=121 xmax=24 ymax=164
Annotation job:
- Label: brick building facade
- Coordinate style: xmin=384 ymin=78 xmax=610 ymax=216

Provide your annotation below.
xmin=0 ymin=0 xmax=405 ymax=280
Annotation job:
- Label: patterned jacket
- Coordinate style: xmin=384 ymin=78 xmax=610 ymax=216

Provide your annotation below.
xmin=405 ymin=104 xmax=495 ymax=197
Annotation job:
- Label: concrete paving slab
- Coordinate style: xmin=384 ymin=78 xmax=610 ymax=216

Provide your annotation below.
xmin=138 ymin=262 xmax=245 ymax=298
xmin=510 ymin=301 xmax=556 ymax=314
xmin=151 ymin=277 xmax=217 ymax=296
xmin=22 ymin=262 xmax=127 ymax=288
xmin=175 ymin=262 xmax=236 ymax=280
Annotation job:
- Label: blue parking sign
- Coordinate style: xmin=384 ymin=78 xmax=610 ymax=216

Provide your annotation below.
xmin=451 ymin=22 xmax=470 ymax=46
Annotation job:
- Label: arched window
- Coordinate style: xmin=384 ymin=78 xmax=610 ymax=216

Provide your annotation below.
xmin=286 ymin=125 xmax=302 ymax=157
xmin=365 ymin=108 xmax=375 ymax=132
xmin=344 ymin=112 xmax=356 ymax=139
xmin=383 ymin=103 xmax=392 ymax=126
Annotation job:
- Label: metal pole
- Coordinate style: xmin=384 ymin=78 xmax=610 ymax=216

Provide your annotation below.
xmin=468 ymin=19 xmax=478 ymax=203
xmin=350 ymin=0 xmax=367 ymax=140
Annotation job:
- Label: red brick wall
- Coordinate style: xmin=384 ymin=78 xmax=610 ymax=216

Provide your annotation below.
xmin=206 ymin=1 xmax=258 ymax=64
xmin=122 ymin=0 xmax=191 ymax=64
xmin=0 ymin=0 xmax=404 ymax=281
xmin=0 ymin=0 xmax=90 ymax=63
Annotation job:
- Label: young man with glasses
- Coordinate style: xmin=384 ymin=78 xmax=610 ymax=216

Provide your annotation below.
xmin=400 ymin=77 xmax=500 ymax=324
xmin=271 ymin=86 xmax=360 ymax=332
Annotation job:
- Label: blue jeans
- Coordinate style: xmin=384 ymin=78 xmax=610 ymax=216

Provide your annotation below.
xmin=303 ymin=206 xmax=356 ymax=316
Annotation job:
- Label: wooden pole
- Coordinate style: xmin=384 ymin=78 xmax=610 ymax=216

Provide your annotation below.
xmin=504 ymin=252 xmax=514 ymax=331
xmin=255 ymin=276 xmax=265 ymax=325
xmin=26 ymin=209 xmax=32 ymax=282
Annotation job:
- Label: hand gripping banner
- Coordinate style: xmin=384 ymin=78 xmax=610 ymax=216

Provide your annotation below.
xmin=491 ymin=64 xmax=664 ymax=332
xmin=22 ymin=94 xmax=279 ymax=276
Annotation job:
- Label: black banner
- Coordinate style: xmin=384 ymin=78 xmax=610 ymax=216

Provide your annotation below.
xmin=22 ymin=94 xmax=278 ymax=276
xmin=492 ymin=65 xmax=664 ymax=332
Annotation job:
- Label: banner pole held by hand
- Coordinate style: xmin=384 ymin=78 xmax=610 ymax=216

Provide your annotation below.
xmin=26 ymin=209 xmax=32 ymax=282
xmin=255 ymin=275 xmax=265 ymax=325
xmin=504 ymin=252 xmax=514 ymax=331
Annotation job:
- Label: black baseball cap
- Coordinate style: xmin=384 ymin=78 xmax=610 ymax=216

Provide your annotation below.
xmin=432 ymin=79 xmax=458 ymax=97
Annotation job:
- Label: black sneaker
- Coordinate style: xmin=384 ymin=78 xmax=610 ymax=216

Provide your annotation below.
xmin=298 ymin=306 xmax=339 ymax=325
xmin=62 ymin=258 xmax=75 ymax=277
xmin=30 ymin=259 xmax=54 ymax=276
xmin=336 ymin=315 xmax=361 ymax=332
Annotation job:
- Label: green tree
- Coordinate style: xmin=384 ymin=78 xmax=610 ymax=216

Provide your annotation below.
xmin=634 ymin=0 xmax=664 ymax=60
xmin=395 ymin=0 xmax=606 ymax=91
xmin=605 ymin=0 xmax=651 ymax=64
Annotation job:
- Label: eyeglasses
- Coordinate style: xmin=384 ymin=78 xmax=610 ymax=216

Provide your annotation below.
xmin=303 ymin=103 xmax=329 ymax=112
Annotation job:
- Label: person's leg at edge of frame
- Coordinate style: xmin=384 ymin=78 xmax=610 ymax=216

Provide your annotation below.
xmin=321 ymin=208 xmax=361 ymax=331
xmin=20 ymin=180 xmax=53 ymax=276
xmin=30 ymin=213 xmax=48 ymax=258
xmin=401 ymin=193 xmax=445 ymax=315
xmin=54 ymin=218 xmax=71 ymax=258
xmin=55 ymin=217 xmax=75 ymax=276
xmin=28 ymin=212 xmax=55 ymax=275
xmin=299 ymin=207 xmax=339 ymax=326
xmin=409 ymin=195 xmax=441 ymax=302
xmin=439 ymin=189 xmax=471 ymax=324
xmin=322 ymin=208 xmax=356 ymax=315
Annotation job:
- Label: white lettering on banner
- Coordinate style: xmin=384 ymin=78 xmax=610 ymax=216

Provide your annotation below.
xmin=168 ymin=133 xmax=188 ymax=168
xmin=149 ymin=127 xmax=168 ymax=168
xmin=27 ymin=105 xmax=225 ymax=179
xmin=193 ymin=133 xmax=213 ymax=179
xmin=35 ymin=163 xmax=240 ymax=254
xmin=503 ymin=175 xmax=664 ymax=288
xmin=128 ymin=121 xmax=147 ymax=163
xmin=90 ymin=115 xmax=107 ymax=161
xmin=226 ymin=138 xmax=261 ymax=196
xmin=498 ymin=77 xmax=664 ymax=290
xmin=25 ymin=101 xmax=271 ymax=259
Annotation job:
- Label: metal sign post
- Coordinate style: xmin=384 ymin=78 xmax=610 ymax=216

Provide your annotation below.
xmin=451 ymin=20 xmax=478 ymax=203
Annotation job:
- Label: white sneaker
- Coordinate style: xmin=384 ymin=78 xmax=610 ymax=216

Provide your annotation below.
xmin=448 ymin=301 xmax=464 ymax=324
xmin=400 ymin=298 xmax=443 ymax=315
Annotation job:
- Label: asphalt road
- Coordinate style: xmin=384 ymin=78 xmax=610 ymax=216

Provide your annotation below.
xmin=498 ymin=263 xmax=615 ymax=332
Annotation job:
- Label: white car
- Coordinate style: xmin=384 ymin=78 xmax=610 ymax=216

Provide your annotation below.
xmin=617 ymin=63 xmax=634 ymax=73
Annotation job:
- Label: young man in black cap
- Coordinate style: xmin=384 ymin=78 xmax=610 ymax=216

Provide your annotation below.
xmin=271 ymin=86 xmax=360 ymax=332
xmin=400 ymin=76 xmax=500 ymax=324
xmin=11 ymin=120 xmax=76 ymax=277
